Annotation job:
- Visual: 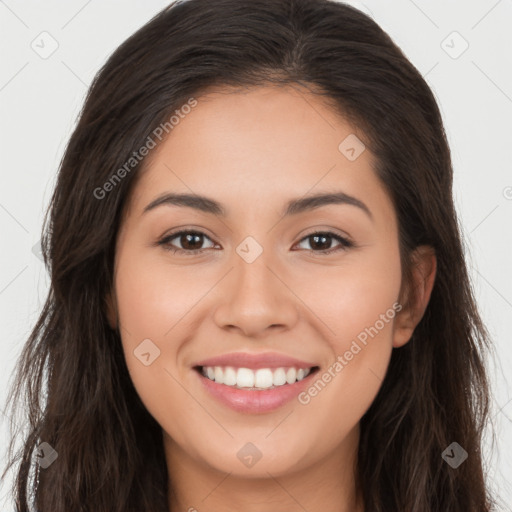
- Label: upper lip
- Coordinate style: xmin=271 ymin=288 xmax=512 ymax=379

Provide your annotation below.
xmin=193 ymin=352 xmax=318 ymax=370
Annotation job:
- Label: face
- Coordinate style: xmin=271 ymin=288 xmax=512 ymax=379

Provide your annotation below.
xmin=108 ymin=85 xmax=416 ymax=479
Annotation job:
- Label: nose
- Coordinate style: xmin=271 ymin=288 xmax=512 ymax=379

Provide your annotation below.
xmin=212 ymin=250 xmax=300 ymax=339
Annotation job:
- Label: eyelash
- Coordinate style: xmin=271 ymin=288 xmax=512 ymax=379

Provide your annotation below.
xmin=157 ymin=229 xmax=354 ymax=256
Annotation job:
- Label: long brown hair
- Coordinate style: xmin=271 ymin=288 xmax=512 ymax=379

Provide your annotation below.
xmin=2 ymin=0 xmax=499 ymax=510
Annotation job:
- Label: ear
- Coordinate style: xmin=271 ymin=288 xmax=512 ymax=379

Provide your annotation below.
xmin=104 ymin=289 xmax=118 ymax=331
xmin=392 ymin=245 xmax=437 ymax=348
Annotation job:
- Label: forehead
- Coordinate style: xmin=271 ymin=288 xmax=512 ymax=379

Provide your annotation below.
xmin=124 ymin=84 xmax=392 ymax=223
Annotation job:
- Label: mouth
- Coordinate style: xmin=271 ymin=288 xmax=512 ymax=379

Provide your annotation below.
xmin=193 ymin=364 xmax=320 ymax=413
xmin=194 ymin=364 xmax=320 ymax=390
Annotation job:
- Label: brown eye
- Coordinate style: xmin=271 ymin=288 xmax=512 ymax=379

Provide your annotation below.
xmin=157 ymin=229 xmax=354 ymax=256
xmin=295 ymin=231 xmax=353 ymax=254
xmin=158 ymin=230 xmax=215 ymax=254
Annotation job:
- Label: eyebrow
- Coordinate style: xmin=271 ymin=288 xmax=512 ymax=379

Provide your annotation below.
xmin=142 ymin=191 xmax=373 ymax=220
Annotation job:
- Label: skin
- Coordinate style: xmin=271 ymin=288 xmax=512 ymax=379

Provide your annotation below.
xmin=106 ymin=84 xmax=436 ymax=512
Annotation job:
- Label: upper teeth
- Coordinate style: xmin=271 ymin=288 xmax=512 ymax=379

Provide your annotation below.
xmin=201 ymin=366 xmax=312 ymax=389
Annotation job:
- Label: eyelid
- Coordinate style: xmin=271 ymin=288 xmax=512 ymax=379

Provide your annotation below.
xmin=298 ymin=227 xmax=353 ymax=245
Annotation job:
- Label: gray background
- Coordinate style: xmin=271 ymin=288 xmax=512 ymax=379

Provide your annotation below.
xmin=1 ymin=0 xmax=511 ymax=509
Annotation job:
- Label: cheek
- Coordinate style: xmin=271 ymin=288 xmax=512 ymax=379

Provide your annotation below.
xmin=114 ymin=247 xmax=207 ymax=345
xmin=292 ymin=246 xmax=402 ymax=445
xmin=112 ymin=249 xmax=197 ymax=403
xmin=304 ymin=238 xmax=402 ymax=349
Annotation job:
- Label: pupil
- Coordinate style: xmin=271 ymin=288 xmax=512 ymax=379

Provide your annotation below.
xmin=311 ymin=234 xmax=330 ymax=250
xmin=183 ymin=233 xmax=202 ymax=250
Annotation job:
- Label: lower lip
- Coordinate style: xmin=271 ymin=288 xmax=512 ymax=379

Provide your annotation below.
xmin=195 ymin=368 xmax=317 ymax=414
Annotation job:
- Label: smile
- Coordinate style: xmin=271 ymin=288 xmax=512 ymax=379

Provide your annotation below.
xmin=193 ymin=363 xmax=320 ymax=414
xmin=199 ymin=365 xmax=314 ymax=390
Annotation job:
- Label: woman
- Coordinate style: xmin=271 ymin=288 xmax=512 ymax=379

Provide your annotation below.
xmin=1 ymin=0 xmax=498 ymax=510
